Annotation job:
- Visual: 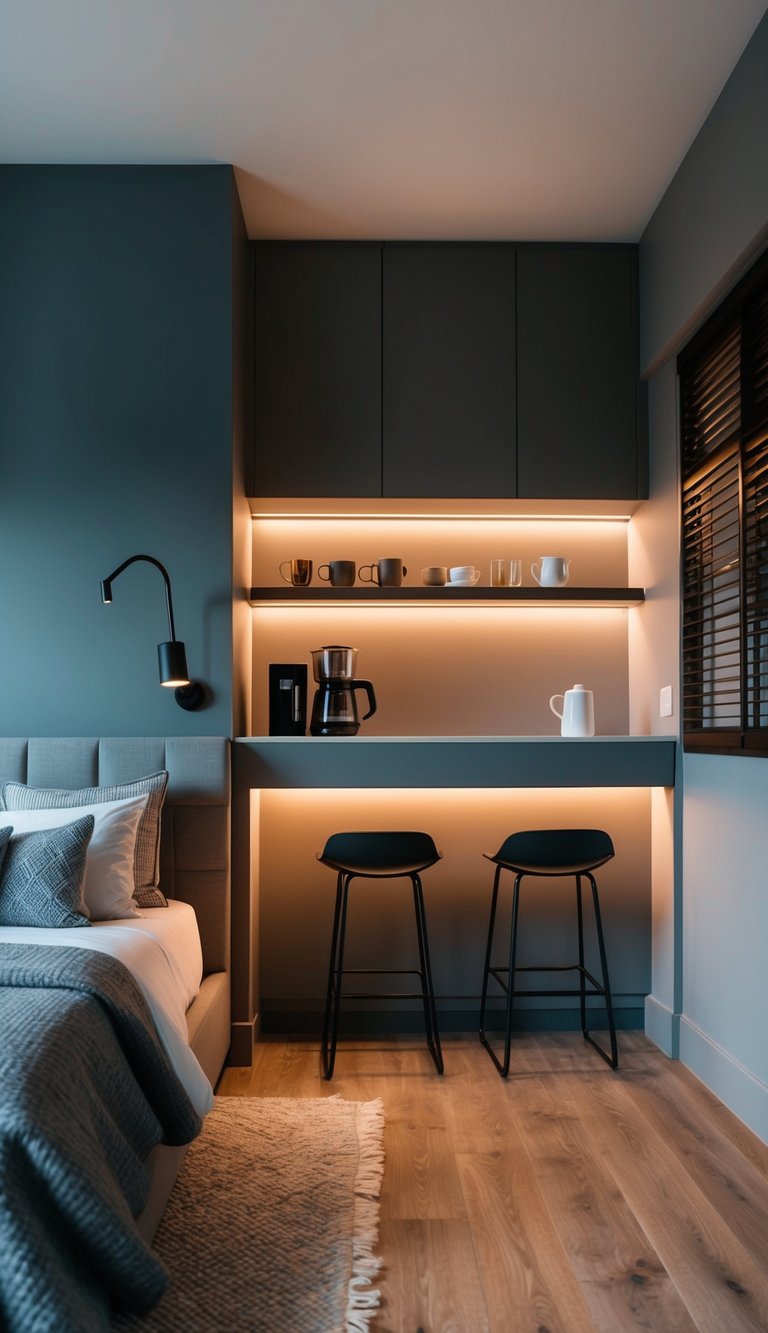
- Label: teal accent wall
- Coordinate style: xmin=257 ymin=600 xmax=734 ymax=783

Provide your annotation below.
xmin=0 ymin=165 xmax=243 ymax=736
xmin=638 ymin=14 xmax=768 ymax=1139
xmin=640 ymin=12 xmax=768 ymax=375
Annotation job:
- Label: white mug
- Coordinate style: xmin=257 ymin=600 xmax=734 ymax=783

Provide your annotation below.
xmin=531 ymin=556 xmax=570 ymax=588
xmin=549 ymin=684 xmax=595 ymax=737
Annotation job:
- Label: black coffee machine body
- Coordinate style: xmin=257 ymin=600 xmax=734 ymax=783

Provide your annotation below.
xmin=268 ymin=663 xmax=307 ymax=736
xmin=310 ymin=646 xmax=377 ymax=737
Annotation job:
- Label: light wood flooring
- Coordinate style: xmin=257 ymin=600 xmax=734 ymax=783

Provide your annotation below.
xmin=218 ymin=1031 xmax=768 ymax=1333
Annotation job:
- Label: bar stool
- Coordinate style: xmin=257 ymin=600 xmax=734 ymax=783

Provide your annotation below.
xmin=479 ymin=828 xmax=619 ymax=1076
xmin=318 ymin=831 xmax=444 ymax=1079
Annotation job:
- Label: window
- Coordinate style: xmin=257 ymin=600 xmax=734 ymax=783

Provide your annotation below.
xmin=679 ymin=253 xmax=768 ymax=755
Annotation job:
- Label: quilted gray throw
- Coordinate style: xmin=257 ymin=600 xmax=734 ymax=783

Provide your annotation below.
xmin=0 ymin=943 xmax=202 ymax=1333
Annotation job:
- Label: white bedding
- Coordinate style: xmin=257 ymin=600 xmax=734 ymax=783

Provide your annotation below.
xmin=0 ymin=899 xmax=214 ymax=1116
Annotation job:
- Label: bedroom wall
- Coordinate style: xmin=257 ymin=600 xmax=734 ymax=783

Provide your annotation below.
xmin=0 ymin=165 xmax=246 ymax=737
xmin=636 ymin=11 xmax=768 ymax=1140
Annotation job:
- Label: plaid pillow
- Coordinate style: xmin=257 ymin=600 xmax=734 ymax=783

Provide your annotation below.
xmin=1 ymin=771 xmax=169 ymax=908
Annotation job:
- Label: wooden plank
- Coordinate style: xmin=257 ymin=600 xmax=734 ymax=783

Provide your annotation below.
xmin=508 ymin=1069 xmax=698 ymax=1332
xmin=380 ymin=1119 xmax=467 ymax=1221
xmin=377 ymin=1219 xmax=490 ymax=1333
xmin=569 ymin=1071 xmax=768 ymax=1332
xmin=456 ymin=1148 xmax=596 ymax=1333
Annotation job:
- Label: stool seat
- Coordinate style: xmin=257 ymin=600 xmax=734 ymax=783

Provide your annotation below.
xmin=480 ymin=826 xmax=619 ymax=1076
xmin=319 ymin=831 xmax=440 ymax=877
xmin=318 ymin=830 xmax=443 ymax=1079
xmin=486 ymin=829 xmax=614 ymax=876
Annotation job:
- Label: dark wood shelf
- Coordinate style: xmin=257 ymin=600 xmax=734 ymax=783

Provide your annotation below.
xmin=248 ymin=585 xmax=645 ymax=607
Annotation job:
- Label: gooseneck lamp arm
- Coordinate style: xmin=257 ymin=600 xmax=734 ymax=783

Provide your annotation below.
xmin=100 ymin=554 xmax=205 ymax=711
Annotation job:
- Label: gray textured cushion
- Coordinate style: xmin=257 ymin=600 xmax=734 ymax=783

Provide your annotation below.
xmin=0 ymin=816 xmax=94 ymax=928
xmin=0 ymin=826 xmax=11 ymax=874
xmin=1 ymin=772 xmax=169 ymax=908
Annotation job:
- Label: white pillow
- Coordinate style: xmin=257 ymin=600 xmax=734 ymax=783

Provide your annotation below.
xmin=3 ymin=794 xmax=148 ymax=920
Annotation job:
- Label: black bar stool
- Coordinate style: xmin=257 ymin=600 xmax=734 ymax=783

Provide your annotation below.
xmin=479 ymin=828 xmax=619 ymax=1076
xmin=318 ymin=831 xmax=444 ymax=1079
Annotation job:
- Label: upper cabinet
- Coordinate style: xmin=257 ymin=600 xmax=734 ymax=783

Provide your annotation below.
xmin=516 ymin=246 xmax=644 ymax=499
xmin=253 ymin=244 xmax=381 ymax=497
xmin=383 ymin=245 xmax=516 ymax=497
xmin=252 ymin=241 xmax=646 ymax=502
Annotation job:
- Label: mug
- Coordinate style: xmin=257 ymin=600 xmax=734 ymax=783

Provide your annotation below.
xmin=449 ymin=565 xmax=481 ymax=585
xmin=421 ymin=566 xmax=448 ymax=586
xmin=531 ymin=556 xmax=571 ymax=588
xmin=318 ymin=560 xmax=356 ymax=587
xmin=279 ymin=558 xmax=313 ymax=586
xmin=359 ymin=558 xmax=408 ymax=587
xmin=490 ymin=559 xmax=522 ymax=588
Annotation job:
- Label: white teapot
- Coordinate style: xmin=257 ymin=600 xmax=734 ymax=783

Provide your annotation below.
xmin=549 ymin=683 xmax=595 ymax=737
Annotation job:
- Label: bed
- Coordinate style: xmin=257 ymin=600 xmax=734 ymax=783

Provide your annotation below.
xmin=0 ymin=736 xmax=231 ymax=1330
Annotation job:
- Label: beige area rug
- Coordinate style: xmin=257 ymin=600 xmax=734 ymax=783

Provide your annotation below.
xmin=115 ymin=1096 xmax=384 ymax=1333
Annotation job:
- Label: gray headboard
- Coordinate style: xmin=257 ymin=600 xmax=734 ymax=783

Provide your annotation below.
xmin=0 ymin=737 xmax=230 ymax=977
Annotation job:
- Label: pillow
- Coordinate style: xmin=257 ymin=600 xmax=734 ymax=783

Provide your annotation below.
xmin=0 ymin=825 xmax=12 ymax=874
xmin=1 ymin=770 xmax=169 ymax=908
xmin=0 ymin=816 xmax=94 ymax=929
xmin=2 ymin=795 xmax=148 ymax=921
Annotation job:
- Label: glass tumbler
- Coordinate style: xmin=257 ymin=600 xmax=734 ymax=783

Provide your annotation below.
xmin=490 ymin=559 xmax=522 ymax=587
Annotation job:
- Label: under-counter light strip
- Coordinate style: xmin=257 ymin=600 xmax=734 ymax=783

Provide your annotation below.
xmin=251 ymin=512 xmax=633 ymax=522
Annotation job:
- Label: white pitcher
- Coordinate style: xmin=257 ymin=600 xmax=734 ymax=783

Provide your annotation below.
xmin=549 ymin=683 xmax=595 ymax=737
xmin=532 ymin=556 xmax=570 ymax=587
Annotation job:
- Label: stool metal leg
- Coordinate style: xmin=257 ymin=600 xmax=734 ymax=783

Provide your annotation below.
xmin=585 ymin=872 xmax=619 ymax=1069
xmin=411 ymin=873 xmax=444 ymax=1075
xmin=479 ymin=863 xmax=502 ymax=1050
xmin=576 ymin=875 xmax=588 ymax=1039
xmin=321 ymin=870 xmax=352 ymax=1079
xmin=480 ymin=867 xmax=522 ymax=1078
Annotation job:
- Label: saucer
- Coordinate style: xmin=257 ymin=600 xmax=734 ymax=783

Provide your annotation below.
xmin=447 ymin=578 xmax=478 ymax=587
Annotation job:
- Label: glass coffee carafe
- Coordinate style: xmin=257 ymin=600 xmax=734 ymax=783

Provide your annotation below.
xmin=310 ymin=645 xmax=377 ymax=737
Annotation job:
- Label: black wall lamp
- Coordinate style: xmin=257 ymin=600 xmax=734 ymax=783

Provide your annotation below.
xmin=100 ymin=554 xmax=206 ymax=711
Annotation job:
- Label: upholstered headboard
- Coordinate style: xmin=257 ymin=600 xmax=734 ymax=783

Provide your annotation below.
xmin=0 ymin=737 xmax=230 ymax=977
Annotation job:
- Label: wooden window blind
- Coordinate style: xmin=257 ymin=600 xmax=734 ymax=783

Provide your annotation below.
xmin=679 ymin=254 xmax=768 ymax=754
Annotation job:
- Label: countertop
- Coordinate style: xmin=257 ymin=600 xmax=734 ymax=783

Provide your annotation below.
xmin=234 ymin=735 xmax=676 ymax=788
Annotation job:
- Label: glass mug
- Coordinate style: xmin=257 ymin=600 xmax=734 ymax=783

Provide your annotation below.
xmin=279 ymin=558 xmax=313 ymax=586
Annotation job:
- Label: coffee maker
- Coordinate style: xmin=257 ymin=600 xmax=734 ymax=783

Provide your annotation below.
xmin=309 ymin=646 xmax=377 ymax=737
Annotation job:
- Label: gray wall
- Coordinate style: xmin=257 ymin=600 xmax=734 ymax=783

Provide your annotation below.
xmin=0 ymin=165 xmax=242 ymax=736
xmin=638 ymin=13 xmax=768 ymax=1140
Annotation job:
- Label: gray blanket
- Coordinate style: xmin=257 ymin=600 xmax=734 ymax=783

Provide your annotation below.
xmin=0 ymin=943 xmax=202 ymax=1333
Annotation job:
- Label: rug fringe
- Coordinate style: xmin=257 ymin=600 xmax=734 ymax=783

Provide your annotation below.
xmin=346 ymin=1098 xmax=385 ymax=1333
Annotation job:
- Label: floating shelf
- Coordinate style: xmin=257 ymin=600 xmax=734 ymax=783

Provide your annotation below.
xmin=248 ymin=586 xmax=645 ymax=607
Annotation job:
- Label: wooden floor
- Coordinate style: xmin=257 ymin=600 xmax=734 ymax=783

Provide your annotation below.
xmin=218 ymin=1032 xmax=768 ymax=1333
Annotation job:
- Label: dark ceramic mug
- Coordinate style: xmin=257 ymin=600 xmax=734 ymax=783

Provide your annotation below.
xmin=358 ymin=558 xmax=408 ymax=587
xmin=318 ymin=560 xmax=356 ymax=587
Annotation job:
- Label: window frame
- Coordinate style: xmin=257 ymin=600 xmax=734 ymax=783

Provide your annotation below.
xmin=678 ymin=249 xmax=768 ymax=757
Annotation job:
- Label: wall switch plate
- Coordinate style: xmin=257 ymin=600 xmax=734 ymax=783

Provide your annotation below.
xmin=659 ymin=685 xmax=673 ymax=718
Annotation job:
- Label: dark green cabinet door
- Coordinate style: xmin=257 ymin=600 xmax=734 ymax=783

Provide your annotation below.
xmin=382 ymin=245 xmax=517 ymax=498
xmin=516 ymin=246 xmax=642 ymax=499
xmin=253 ymin=244 xmax=381 ymax=497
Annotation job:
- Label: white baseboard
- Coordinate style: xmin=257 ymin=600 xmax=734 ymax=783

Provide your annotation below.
xmin=644 ymin=994 xmax=680 ymax=1058
xmin=680 ymin=1016 xmax=768 ymax=1145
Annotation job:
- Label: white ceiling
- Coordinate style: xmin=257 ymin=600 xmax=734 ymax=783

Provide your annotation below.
xmin=1 ymin=0 xmax=765 ymax=241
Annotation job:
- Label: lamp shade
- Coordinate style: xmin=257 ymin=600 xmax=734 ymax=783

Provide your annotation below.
xmin=158 ymin=640 xmax=191 ymax=688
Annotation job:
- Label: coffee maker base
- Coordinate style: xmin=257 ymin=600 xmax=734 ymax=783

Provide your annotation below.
xmin=310 ymin=721 xmax=361 ymax=737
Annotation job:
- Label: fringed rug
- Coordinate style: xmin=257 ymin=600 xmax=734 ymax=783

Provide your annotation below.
xmin=115 ymin=1095 xmax=384 ymax=1333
